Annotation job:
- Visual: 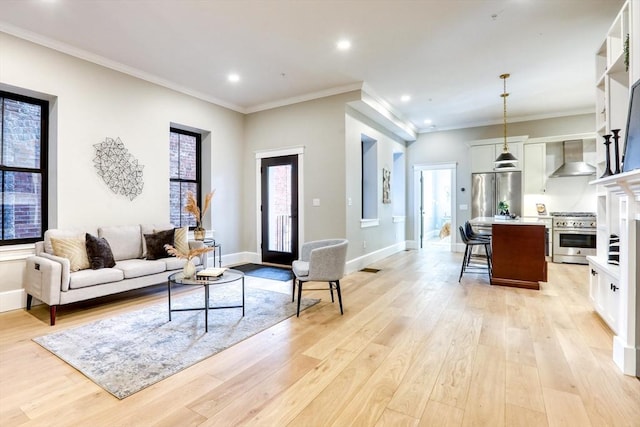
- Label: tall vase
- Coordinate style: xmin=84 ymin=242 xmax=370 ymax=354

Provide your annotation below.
xmin=611 ymin=129 xmax=621 ymax=174
xmin=600 ymin=134 xmax=613 ymax=178
xmin=183 ymin=259 xmax=196 ymax=279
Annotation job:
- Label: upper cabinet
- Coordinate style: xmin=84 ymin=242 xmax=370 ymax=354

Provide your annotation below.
xmin=470 ymin=141 xmax=523 ymax=173
xmin=523 ymin=143 xmax=546 ymax=194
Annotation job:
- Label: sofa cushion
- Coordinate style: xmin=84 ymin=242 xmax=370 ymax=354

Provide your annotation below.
xmin=50 ymin=237 xmax=91 ymax=272
xmin=292 ymin=260 xmax=309 ymax=278
xmin=85 ymin=233 xmax=116 ymax=269
xmin=115 ymin=259 xmax=166 ymax=279
xmin=144 ymin=229 xmax=175 ymax=260
xmin=164 ymin=256 xmax=187 ymax=271
xmin=68 ymin=268 xmax=125 ymax=290
xmin=170 ymin=227 xmax=189 ymax=256
xmin=99 ymin=225 xmax=142 ymax=261
xmin=141 ymin=223 xmax=172 ymax=257
xmin=44 ymin=228 xmax=98 ymax=255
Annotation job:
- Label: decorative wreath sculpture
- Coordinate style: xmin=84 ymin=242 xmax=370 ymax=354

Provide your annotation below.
xmin=93 ymin=137 xmax=144 ymax=200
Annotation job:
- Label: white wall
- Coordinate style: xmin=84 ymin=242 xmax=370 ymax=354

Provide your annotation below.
xmin=0 ymin=33 xmax=244 ymax=303
xmin=407 ymin=114 xmax=597 ymax=244
xmin=244 ymin=91 xmax=360 ymax=256
xmin=345 ymin=110 xmax=407 ymax=261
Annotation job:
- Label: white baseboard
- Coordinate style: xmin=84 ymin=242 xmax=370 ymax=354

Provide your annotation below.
xmin=221 ymin=251 xmax=260 ymax=267
xmin=405 ymin=240 xmax=464 ymax=253
xmin=0 ymin=288 xmax=28 ymax=313
xmin=345 ymin=241 xmax=407 ymax=274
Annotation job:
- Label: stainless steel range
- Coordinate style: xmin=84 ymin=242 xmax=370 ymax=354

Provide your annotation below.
xmin=551 ymin=212 xmax=596 ymax=264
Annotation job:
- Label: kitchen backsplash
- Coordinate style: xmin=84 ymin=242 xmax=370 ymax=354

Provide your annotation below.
xmin=523 ymin=175 xmax=596 ymax=216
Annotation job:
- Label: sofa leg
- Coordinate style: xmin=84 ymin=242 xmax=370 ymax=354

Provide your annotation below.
xmin=50 ymin=305 xmax=57 ymax=326
xmin=26 ymin=294 xmax=33 ymax=310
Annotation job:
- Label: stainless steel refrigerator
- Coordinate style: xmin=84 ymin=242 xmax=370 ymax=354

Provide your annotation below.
xmin=471 ymin=171 xmax=522 ymax=218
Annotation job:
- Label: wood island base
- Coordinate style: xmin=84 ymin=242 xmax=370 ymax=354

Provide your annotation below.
xmin=490 ymin=223 xmax=547 ymax=290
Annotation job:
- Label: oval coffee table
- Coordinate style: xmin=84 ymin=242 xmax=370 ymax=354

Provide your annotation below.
xmin=167 ymin=269 xmax=244 ymax=332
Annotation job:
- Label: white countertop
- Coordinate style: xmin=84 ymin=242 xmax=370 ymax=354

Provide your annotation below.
xmin=470 ymin=216 xmax=551 ymax=227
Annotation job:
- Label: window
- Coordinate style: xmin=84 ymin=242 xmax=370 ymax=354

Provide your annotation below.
xmin=169 ymin=128 xmax=201 ymax=228
xmin=1 ymin=91 xmax=48 ymax=245
xmin=361 ymin=134 xmax=377 ymax=220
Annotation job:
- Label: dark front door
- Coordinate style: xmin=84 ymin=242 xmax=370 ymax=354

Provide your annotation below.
xmin=261 ymin=155 xmax=298 ymax=265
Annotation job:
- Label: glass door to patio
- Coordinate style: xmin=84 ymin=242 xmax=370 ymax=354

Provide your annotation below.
xmin=260 ymin=155 xmax=298 ymax=265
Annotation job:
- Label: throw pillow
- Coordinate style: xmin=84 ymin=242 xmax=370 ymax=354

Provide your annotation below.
xmin=50 ymin=237 xmax=91 ymax=272
xmin=85 ymin=233 xmax=116 ymax=269
xmin=144 ymin=229 xmax=175 ymax=260
xmin=154 ymin=226 xmax=188 ymax=256
xmin=608 ymin=234 xmax=620 ymax=265
xmin=173 ymin=226 xmax=189 ymax=255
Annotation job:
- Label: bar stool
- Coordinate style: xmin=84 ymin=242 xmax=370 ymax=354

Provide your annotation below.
xmin=464 ymin=221 xmax=491 ymax=242
xmin=458 ymin=225 xmax=492 ymax=282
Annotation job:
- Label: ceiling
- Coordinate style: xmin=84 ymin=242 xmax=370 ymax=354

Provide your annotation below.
xmin=0 ymin=0 xmax=624 ymax=135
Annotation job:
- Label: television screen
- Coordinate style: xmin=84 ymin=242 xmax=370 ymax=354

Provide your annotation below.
xmin=622 ymin=78 xmax=640 ymax=172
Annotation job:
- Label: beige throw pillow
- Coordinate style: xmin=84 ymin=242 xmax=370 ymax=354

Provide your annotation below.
xmin=50 ymin=237 xmax=90 ymax=272
xmin=174 ymin=227 xmax=189 ymax=255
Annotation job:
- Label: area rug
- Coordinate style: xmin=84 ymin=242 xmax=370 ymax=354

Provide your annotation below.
xmin=232 ymin=263 xmax=293 ymax=281
xmin=33 ymin=286 xmax=319 ymax=399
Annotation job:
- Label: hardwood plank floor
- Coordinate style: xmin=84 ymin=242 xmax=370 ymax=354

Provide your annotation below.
xmin=1 ymin=249 xmax=639 ymax=426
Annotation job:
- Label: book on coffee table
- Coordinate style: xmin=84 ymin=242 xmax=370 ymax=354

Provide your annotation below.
xmin=196 ymin=268 xmax=227 ymax=279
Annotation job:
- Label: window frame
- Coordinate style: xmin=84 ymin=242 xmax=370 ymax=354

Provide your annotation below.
xmin=0 ymin=90 xmax=48 ymax=246
xmin=169 ymin=127 xmax=202 ymax=229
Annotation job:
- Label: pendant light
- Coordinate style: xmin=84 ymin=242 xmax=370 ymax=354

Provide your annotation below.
xmin=495 ymin=73 xmax=518 ymax=168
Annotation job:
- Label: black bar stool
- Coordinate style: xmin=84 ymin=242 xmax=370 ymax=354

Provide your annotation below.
xmin=458 ymin=225 xmax=492 ymax=282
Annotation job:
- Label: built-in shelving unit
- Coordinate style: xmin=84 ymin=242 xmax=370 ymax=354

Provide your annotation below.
xmin=595 ymin=1 xmax=631 ymax=175
xmin=588 ymin=0 xmax=638 ymax=376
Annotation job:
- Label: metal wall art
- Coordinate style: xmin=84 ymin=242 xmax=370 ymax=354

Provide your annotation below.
xmin=382 ymin=167 xmax=391 ymax=204
xmin=93 ymin=137 xmax=144 ymax=200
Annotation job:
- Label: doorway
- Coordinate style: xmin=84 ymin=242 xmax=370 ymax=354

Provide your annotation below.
xmin=260 ymin=155 xmax=299 ymax=265
xmin=414 ymin=164 xmax=456 ymax=251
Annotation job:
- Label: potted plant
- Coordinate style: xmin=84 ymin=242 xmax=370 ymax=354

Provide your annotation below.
xmin=498 ymin=201 xmax=510 ymax=216
xmin=185 ymin=190 xmax=214 ymax=240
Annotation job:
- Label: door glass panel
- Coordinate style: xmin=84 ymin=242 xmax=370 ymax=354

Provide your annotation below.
xmin=267 ymin=164 xmax=292 ymax=252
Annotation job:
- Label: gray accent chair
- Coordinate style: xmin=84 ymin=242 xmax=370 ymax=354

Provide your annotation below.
xmin=291 ymin=239 xmax=348 ymax=317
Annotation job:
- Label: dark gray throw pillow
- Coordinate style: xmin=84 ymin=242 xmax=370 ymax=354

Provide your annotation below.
xmin=144 ymin=229 xmax=174 ymax=260
xmin=85 ymin=233 xmax=116 ymax=269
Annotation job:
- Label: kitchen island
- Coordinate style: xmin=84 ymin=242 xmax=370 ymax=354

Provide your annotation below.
xmin=470 ymin=217 xmax=548 ymax=290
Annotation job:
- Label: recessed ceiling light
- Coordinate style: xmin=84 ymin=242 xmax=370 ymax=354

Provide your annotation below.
xmin=401 ymin=95 xmax=411 ymax=102
xmin=424 ymin=119 xmax=432 ymax=124
xmin=337 ymin=39 xmax=351 ymax=51
xmin=228 ymin=73 xmax=240 ymax=83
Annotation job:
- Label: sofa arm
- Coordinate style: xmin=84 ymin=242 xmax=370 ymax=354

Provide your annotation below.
xmin=24 ymin=256 xmax=63 ymax=306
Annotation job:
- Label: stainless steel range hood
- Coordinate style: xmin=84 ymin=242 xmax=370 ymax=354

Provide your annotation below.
xmin=549 ymin=140 xmax=596 ymax=177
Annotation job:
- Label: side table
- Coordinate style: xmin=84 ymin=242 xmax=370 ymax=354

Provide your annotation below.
xmin=203 ymin=238 xmax=222 ymax=267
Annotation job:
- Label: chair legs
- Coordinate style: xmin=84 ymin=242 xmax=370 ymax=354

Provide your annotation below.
xmin=294 ymin=279 xmax=344 ymax=317
xmin=297 ymin=278 xmax=304 ymax=317
xmin=334 ymin=280 xmax=344 ymax=315
xmin=459 ymin=242 xmax=492 ymax=282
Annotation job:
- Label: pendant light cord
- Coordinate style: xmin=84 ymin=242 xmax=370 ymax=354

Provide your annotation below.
xmin=500 ymin=73 xmax=510 ymax=154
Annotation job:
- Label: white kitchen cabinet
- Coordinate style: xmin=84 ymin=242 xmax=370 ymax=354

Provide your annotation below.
xmin=588 ymin=257 xmax=620 ymax=334
xmin=523 ymin=143 xmax=546 ymax=194
xmin=470 ymin=142 xmax=522 ymax=173
xmin=470 ymin=144 xmax=497 ymax=172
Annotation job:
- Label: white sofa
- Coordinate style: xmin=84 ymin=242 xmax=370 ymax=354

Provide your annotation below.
xmin=23 ymin=224 xmax=207 ymax=325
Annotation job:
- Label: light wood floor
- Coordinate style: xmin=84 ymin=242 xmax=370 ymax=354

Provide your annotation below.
xmin=1 ymin=249 xmax=639 ymax=426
